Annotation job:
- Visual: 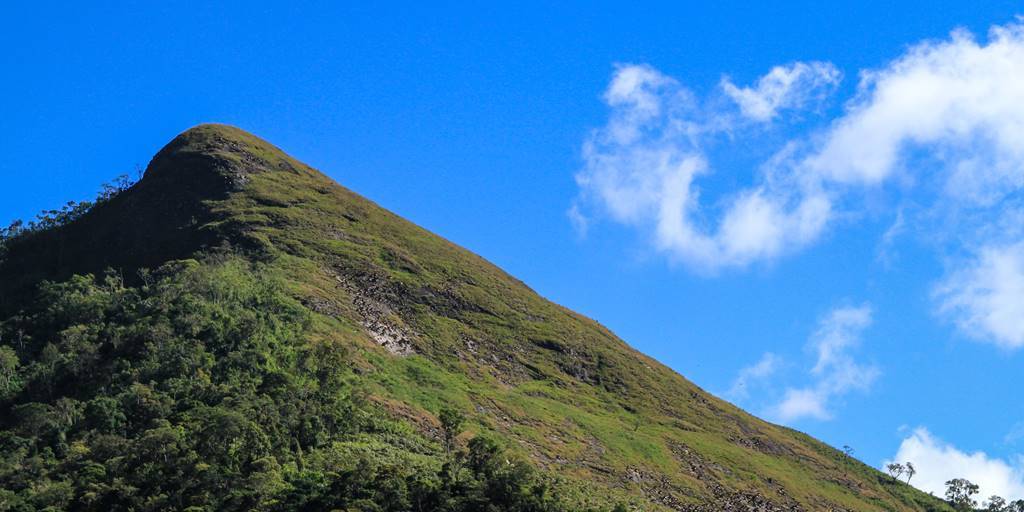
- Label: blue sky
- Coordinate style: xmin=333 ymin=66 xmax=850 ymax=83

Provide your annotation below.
xmin=3 ymin=1 xmax=1024 ymax=499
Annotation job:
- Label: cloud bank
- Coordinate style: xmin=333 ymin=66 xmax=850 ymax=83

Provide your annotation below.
xmin=887 ymin=427 xmax=1024 ymax=501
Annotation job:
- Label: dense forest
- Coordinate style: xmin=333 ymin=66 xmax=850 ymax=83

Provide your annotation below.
xmin=0 ymin=249 xmax=621 ymax=511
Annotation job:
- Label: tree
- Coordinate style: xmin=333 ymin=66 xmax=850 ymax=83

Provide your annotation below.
xmin=985 ymin=495 xmax=1008 ymax=512
xmin=0 ymin=345 xmax=19 ymax=398
xmin=904 ymin=461 xmax=916 ymax=484
xmin=438 ymin=405 xmax=467 ymax=487
xmin=886 ymin=462 xmax=905 ymax=480
xmin=1007 ymin=499 xmax=1024 ymax=512
xmin=842 ymin=445 xmax=854 ymax=457
xmin=98 ymin=174 xmax=134 ymax=202
xmin=945 ymin=478 xmax=980 ymax=511
xmin=1 ymin=219 xmax=24 ymax=240
xmin=439 ymin=406 xmax=465 ymax=455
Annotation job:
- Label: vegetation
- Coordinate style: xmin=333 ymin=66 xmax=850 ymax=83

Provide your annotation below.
xmin=940 ymin=478 xmax=1024 ymax=512
xmin=0 ymin=175 xmax=132 ymax=262
xmin=0 ymin=256 xmax=611 ymax=510
xmin=0 ymin=124 xmax=961 ymax=510
xmin=886 ymin=462 xmax=917 ymax=484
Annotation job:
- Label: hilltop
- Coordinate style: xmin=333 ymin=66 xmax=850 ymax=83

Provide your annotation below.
xmin=0 ymin=125 xmax=952 ymax=511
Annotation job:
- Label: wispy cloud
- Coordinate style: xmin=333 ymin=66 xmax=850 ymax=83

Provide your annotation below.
xmin=936 ymin=241 xmax=1024 ymax=348
xmin=887 ymin=427 xmax=1024 ymax=501
xmin=728 ymin=352 xmax=781 ymax=400
xmin=1005 ymin=422 xmax=1024 ymax=446
xmin=567 ymin=203 xmax=589 ymax=238
xmin=722 ymin=61 xmax=840 ymax=123
xmin=875 ymin=210 xmax=906 ymax=267
xmin=573 ymin=62 xmax=831 ymax=273
xmin=728 ymin=305 xmax=878 ymax=422
xmin=773 ymin=304 xmax=879 ymax=422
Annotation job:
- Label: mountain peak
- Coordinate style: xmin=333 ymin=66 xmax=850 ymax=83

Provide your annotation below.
xmin=160 ymin=123 xmax=276 ymax=155
xmin=141 ymin=123 xmax=296 ymax=197
xmin=0 ymin=126 xmax=954 ymax=511
xmin=176 ymin=122 xmax=254 ymax=140
xmin=0 ymin=124 xmax=321 ymax=302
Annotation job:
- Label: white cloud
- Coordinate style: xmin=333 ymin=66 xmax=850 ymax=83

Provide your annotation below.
xmin=722 ymin=61 xmax=841 ymax=122
xmin=773 ymin=305 xmax=879 ymax=422
xmin=887 ymin=427 xmax=1024 ymax=501
xmin=576 ymin=20 xmax=1024 ymax=274
xmin=729 ymin=306 xmax=878 ymax=422
xmin=806 ymin=23 xmax=1024 ymax=196
xmin=775 ymin=387 xmax=831 ymax=421
xmin=811 ymin=305 xmax=873 ymax=374
xmin=601 ymin=63 xmax=684 ymax=146
xmin=728 ymin=352 xmax=781 ymax=399
xmin=936 ymin=242 xmax=1024 ymax=348
xmin=574 ymin=63 xmax=833 ymax=273
xmin=575 ymin=19 xmax=1024 ymax=348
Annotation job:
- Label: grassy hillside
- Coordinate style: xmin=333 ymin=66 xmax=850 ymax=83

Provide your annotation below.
xmin=0 ymin=124 xmax=952 ymax=511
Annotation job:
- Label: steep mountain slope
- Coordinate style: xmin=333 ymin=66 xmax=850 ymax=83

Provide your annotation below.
xmin=0 ymin=125 xmax=950 ymax=511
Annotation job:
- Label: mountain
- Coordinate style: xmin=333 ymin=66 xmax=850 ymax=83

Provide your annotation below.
xmin=0 ymin=125 xmax=950 ymax=511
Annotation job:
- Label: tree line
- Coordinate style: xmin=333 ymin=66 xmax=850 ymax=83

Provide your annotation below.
xmin=884 ymin=459 xmax=1022 ymax=512
xmin=943 ymin=478 xmax=1023 ymax=512
xmin=0 ymin=174 xmax=135 ymax=262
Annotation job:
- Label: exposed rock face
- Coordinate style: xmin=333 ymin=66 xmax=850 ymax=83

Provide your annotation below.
xmin=330 ymin=268 xmax=417 ymax=356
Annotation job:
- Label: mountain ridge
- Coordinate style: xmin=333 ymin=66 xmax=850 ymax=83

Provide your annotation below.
xmin=0 ymin=124 xmax=950 ymax=511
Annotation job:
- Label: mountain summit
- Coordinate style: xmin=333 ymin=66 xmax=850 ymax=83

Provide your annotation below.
xmin=0 ymin=125 xmax=949 ymax=511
